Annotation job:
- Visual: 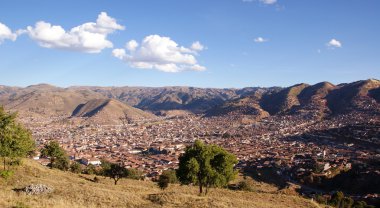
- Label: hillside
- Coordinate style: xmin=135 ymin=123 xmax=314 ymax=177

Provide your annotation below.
xmin=0 ymin=159 xmax=321 ymax=208
xmin=71 ymin=99 xmax=156 ymax=124
xmin=0 ymin=84 xmax=106 ymax=118
xmin=1 ymin=79 xmax=379 ymax=120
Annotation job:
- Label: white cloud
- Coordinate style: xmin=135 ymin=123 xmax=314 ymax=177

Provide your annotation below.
xmin=254 ymin=37 xmax=268 ymax=43
xmin=112 ymin=35 xmax=206 ymax=72
xmin=191 ymin=41 xmax=205 ymax=51
xmin=26 ymin=12 xmax=124 ymax=53
xmin=260 ymin=0 xmax=277 ymax=4
xmin=0 ymin=22 xmax=18 ymax=44
xmin=327 ymin=39 xmax=342 ymax=49
xmin=126 ymin=40 xmax=139 ymax=51
xmin=243 ymin=0 xmax=277 ymax=4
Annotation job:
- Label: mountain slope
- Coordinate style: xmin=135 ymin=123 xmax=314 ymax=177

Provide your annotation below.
xmin=204 ymin=89 xmax=270 ymax=119
xmin=0 ymin=159 xmax=321 ymax=208
xmin=260 ymin=83 xmax=309 ymax=115
xmin=1 ymin=84 xmax=106 ymax=118
xmin=327 ymin=79 xmax=380 ymax=114
xmin=72 ymin=98 xmax=156 ymax=124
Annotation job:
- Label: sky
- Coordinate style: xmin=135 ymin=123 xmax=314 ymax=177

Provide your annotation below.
xmin=0 ymin=0 xmax=379 ymax=88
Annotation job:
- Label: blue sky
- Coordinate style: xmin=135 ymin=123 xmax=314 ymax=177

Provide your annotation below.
xmin=0 ymin=0 xmax=379 ymax=88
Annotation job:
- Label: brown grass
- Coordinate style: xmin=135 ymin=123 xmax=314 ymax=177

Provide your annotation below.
xmin=0 ymin=159 xmax=321 ymax=208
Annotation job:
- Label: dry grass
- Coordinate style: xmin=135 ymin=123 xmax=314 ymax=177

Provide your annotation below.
xmin=0 ymin=159 xmax=321 ymax=208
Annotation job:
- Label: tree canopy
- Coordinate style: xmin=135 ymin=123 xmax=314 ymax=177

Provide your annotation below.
xmin=40 ymin=140 xmax=69 ymax=170
xmin=102 ymin=162 xmax=129 ymax=185
xmin=0 ymin=107 xmax=35 ymax=170
xmin=176 ymin=140 xmax=237 ymax=194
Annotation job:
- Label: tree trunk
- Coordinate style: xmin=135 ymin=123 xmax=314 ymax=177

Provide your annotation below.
xmin=199 ymin=183 xmax=203 ymax=194
xmin=3 ymin=157 xmax=5 ymax=170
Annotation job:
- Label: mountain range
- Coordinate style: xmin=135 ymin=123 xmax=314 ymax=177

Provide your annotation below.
xmin=0 ymin=79 xmax=379 ymax=123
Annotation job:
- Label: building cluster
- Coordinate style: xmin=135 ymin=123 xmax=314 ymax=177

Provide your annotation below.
xmin=21 ymin=111 xmax=380 ymax=197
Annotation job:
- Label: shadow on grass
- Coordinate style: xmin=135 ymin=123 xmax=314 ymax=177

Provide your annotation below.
xmin=243 ymin=167 xmax=288 ymax=190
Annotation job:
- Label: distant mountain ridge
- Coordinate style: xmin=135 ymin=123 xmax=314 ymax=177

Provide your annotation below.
xmin=0 ymin=79 xmax=379 ymax=121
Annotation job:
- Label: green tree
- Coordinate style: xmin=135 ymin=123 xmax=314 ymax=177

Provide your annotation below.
xmin=0 ymin=107 xmax=35 ymax=171
xmin=40 ymin=141 xmax=69 ymax=170
xmin=103 ymin=163 xmax=128 ymax=185
xmin=176 ymin=140 xmax=238 ymax=195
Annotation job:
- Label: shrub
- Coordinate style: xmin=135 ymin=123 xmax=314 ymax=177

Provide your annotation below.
xmin=0 ymin=170 xmax=14 ymax=180
xmin=161 ymin=169 xmax=177 ymax=184
xmin=158 ymin=174 xmax=170 ymax=190
xmin=70 ymin=162 xmax=82 ymax=174
xmin=237 ymin=180 xmax=254 ymax=192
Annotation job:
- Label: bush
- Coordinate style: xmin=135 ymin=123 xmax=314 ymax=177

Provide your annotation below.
xmin=330 ymin=191 xmax=344 ymax=207
xmin=237 ymin=180 xmax=254 ymax=192
xmin=93 ymin=176 xmax=99 ymax=183
xmin=0 ymin=170 xmax=14 ymax=180
xmin=315 ymin=194 xmax=328 ymax=205
xmin=161 ymin=169 xmax=177 ymax=183
xmin=70 ymin=162 xmax=82 ymax=174
xmin=127 ymin=168 xmax=144 ymax=180
xmin=84 ymin=164 xmax=97 ymax=175
xmin=157 ymin=174 xmax=170 ymax=190
xmin=51 ymin=156 xmax=69 ymax=171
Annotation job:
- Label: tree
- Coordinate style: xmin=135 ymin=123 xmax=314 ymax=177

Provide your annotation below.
xmin=103 ymin=163 xmax=128 ymax=185
xmin=0 ymin=107 xmax=35 ymax=171
xmin=176 ymin=140 xmax=238 ymax=195
xmin=40 ymin=141 xmax=69 ymax=170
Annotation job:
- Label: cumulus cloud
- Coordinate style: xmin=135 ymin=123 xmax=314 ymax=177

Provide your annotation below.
xmin=254 ymin=37 xmax=268 ymax=43
xmin=0 ymin=22 xmax=18 ymax=44
xmin=112 ymin=35 xmax=206 ymax=72
xmin=327 ymin=39 xmax=342 ymax=49
xmin=26 ymin=12 xmax=124 ymax=53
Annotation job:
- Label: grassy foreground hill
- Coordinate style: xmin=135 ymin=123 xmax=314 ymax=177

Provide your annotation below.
xmin=0 ymin=159 xmax=321 ymax=208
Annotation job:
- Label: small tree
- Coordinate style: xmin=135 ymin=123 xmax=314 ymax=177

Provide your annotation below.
xmin=177 ymin=140 xmax=238 ymax=195
xmin=40 ymin=141 xmax=69 ymax=170
xmin=103 ymin=163 xmax=128 ymax=185
xmin=0 ymin=107 xmax=35 ymax=172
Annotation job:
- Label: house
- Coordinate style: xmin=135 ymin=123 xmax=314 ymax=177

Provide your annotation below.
xmin=81 ymin=158 xmax=101 ymax=166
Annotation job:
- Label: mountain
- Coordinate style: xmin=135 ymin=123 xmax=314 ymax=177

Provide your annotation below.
xmin=205 ymin=80 xmax=379 ymax=119
xmin=82 ymin=86 xmax=244 ymax=113
xmin=0 ymin=84 xmax=105 ymax=118
xmin=289 ymin=82 xmax=337 ymax=117
xmin=204 ymin=88 xmax=270 ymax=120
xmin=1 ymin=79 xmax=379 ymax=120
xmin=327 ymin=79 xmax=380 ymax=114
xmin=260 ymin=83 xmax=310 ymax=115
xmin=71 ymin=98 xmax=156 ymax=124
